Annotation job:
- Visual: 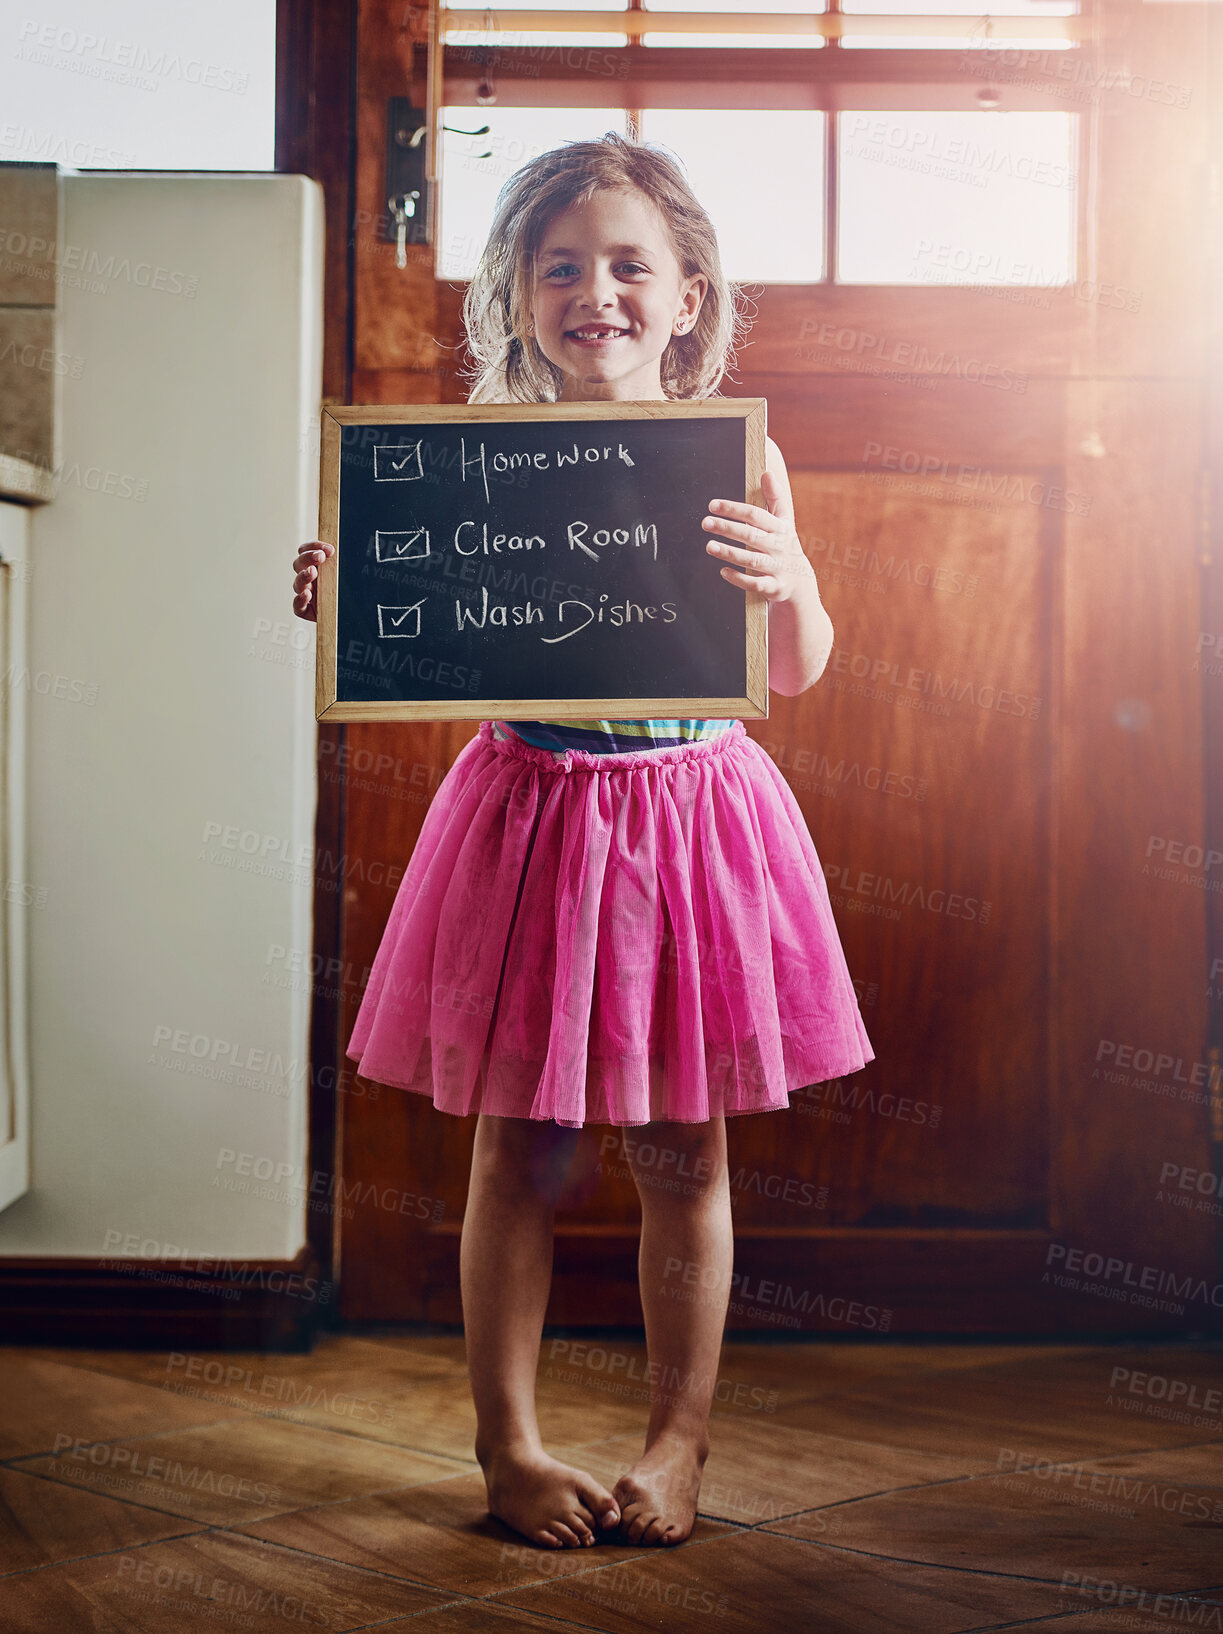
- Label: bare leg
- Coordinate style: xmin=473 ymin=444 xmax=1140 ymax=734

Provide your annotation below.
xmin=461 ymin=1113 xmax=621 ymax=1548
xmin=613 ymin=1117 xmax=732 ymax=1544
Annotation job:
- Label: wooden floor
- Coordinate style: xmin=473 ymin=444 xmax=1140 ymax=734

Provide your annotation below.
xmin=1 ymin=1333 xmax=1221 ymax=1631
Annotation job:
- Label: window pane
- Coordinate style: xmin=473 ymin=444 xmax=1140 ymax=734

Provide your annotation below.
xmin=640 ymin=110 xmax=825 ymax=281
xmin=437 ymin=108 xmax=629 ymax=280
xmin=838 ymin=111 xmax=1076 ymax=285
xmin=643 ymin=0 xmax=825 ymax=49
xmin=0 ymin=0 xmax=275 ymax=168
xmin=444 ymin=0 xmax=628 ymax=49
xmin=841 ymin=0 xmax=1076 ymax=51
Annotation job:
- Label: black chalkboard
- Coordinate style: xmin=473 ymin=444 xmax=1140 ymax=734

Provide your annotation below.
xmin=315 ymin=400 xmax=768 ymax=722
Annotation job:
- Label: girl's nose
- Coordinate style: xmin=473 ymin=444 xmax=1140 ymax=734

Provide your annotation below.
xmin=573 ymin=271 xmax=619 ymax=310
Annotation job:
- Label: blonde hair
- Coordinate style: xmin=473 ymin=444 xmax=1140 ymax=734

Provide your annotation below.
xmin=460 ymin=129 xmax=752 ymax=405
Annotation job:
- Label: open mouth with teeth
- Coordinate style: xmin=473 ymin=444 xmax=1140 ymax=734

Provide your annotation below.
xmin=565 ymin=326 xmax=630 ymax=342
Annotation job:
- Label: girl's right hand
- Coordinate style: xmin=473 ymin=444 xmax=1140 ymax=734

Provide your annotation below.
xmin=292 ymin=540 xmax=334 ymax=621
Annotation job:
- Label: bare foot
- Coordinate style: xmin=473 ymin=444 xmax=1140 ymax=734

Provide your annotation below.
xmin=479 ymin=1444 xmax=621 ymax=1549
xmin=612 ymin=1430 xmax=708 ymax=1545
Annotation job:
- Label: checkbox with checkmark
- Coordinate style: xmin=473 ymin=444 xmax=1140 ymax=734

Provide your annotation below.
xmin=373 ymin=443 xmax=424 ymax=481
xmin=375 ymin=528 xmax=430 ymax=562
xmin=376 ymin=601 xmax=426 ymax=638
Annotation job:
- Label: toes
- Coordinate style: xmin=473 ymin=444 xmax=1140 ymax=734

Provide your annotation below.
xmin=550 ymin=1523 xmax=582 ymax=1548
xmin=625 ymin=1508 xmax=654 ymax=1544
xmin=579 ymin=1479 xmax=620 ymax=1528
xmin=535 ymin=1529 xmax=562 ymax=1548
xmin=640 ymin=1515 xmax=666 ymax=1546
xmin=569 ymin=1511 xmax=595 ymax=1546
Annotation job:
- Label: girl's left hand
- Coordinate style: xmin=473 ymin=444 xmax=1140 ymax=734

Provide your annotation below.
xmin=702 ymin=469 xmax=817 ymax=604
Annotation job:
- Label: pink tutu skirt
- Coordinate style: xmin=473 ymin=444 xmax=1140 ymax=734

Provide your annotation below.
xmin=346 ymin=720 xmax=874 ymax=1127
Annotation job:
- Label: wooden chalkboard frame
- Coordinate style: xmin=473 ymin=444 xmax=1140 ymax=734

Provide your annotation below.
xmin=314 ymin=398 xmax=768 ymax=723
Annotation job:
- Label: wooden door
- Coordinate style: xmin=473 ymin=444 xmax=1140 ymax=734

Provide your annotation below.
xmin=316 ymin=0 xmax=1219 ymax=1334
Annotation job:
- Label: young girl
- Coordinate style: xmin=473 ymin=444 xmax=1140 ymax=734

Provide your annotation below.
xmin=292 ymin=131 xmax=874 ymax=1551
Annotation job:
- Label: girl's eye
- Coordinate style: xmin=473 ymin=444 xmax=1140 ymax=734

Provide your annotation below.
xmin=544 ymin=263 xmax=649 ymax=279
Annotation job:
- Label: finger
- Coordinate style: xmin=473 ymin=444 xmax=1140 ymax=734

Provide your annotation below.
xmin=702 ymin=513 xmax=776 ymax=548
xmin=709 ymin=539 xmax=778 ymax=572
xmin=708 ymin=497 xmax=753 ymax=517
xmin=721 ymin=566 xmax=779 ymax=596
xmin=706 ymin=498 xmax=776 ymax=529
xmin=759 ymin=469 xmax=793 ymax=518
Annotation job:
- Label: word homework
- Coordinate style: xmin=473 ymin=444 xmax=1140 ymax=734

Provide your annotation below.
xmin=373 ymin=432 xmax=637 ymax=501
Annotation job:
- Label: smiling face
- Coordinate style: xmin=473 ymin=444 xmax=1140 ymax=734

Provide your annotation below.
xmin=528 ymin=188 xmax=706 ymax=402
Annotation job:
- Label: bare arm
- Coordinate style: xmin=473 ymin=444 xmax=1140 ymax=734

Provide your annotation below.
xmin=702 ymin=435 xmax=833 ymax=697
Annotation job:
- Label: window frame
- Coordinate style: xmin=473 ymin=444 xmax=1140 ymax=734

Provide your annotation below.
xmin=433 ymin=0 xmax=1095 ymax=287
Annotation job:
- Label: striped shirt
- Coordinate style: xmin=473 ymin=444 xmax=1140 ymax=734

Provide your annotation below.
xmin=493 ymin=719 xmax=735 ymax=755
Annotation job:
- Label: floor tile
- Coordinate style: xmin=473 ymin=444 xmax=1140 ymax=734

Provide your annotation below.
xmin=543 ymin=1419 xmax=987 ymax=1528
xmin=171 ymin=1353 xmax=481 ymax=1453
xmin=233 ymin=1467 xmax=729 ymax=1596
xmin=0 ymin=1464 xmax=206 ymax=1573
xmin=495 ymin=1528 xmax=1075 ymax=1633
xmin=292 ymin=1367 xmax=647 ymax=1462
xmin=0 ymin=1529 xmax=452 ymax=1633
xmin=3 ymin=1333 xmax=466 ymax=1417
xmin=343 ymin=1330 xmax=470 ymax=1367
xmin=2 ymin=1335 xmax=1217 ymax=1633
xmin=13 ymin=1413 xmax=469 ymax=1524
xmin=766 ymin=1442 xmax=1223 ymax=1592
xmin=534 ymin=1338 xmax=1090 ymax=1420
xmin=0 ymin=1353 xmax=239 ymax=1460
xmin=711 ymin=1340 xmax=1098 ymax=1410
xmin=3 ymin=1331 xmax=464 ymax=1385
xmin=1000 ymin=1608 xmax=1223 ymax=1633
xmin=376 ymin=1605 xmax=610 ymax=1632
xmin=703 ymin=1413 xmax=991 ymax=1522
xmin=1073 ymin=1345 xmax=1223 ymax=1442
xmin=774 ymin=1347 xmax=1223 ymax=1461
